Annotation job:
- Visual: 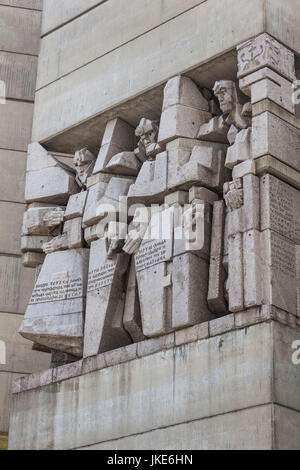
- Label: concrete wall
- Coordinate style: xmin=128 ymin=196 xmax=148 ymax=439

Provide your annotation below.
xmin=0 ymin=1 xmax=50 ymax=434
xmin=8 ymin=321 xmax=300 ymax=450
xmin=32 ymin=0 xmax=300 ymax=154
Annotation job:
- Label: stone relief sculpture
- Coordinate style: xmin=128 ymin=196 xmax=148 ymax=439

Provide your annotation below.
xmin=20 ymin=33 xmax=300 ymax=364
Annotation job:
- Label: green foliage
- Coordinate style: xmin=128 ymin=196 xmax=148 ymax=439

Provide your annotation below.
xmin=0 ymin=434 xmax=8 ymax=451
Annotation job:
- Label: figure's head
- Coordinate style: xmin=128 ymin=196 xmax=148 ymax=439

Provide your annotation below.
xmin=213 ymin=80 xmax=237 ymax=113
xmin=135 ymin=118 xmax=159 ymax=149
xmin=74 ymin=148 xmax=96 ymax=180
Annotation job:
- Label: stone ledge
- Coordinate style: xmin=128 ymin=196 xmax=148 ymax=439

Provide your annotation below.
xmin=12 ymin=304 xmax=300 ymax=394
xmin=252 ymin=99 xmax=300 ymax=130
xmin=255 ymin=155 xmax=300 ymax=190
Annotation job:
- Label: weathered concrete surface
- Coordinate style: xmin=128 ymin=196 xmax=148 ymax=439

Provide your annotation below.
xmin=0 ymin=150 xmax=26 ymax=203
xmin=79 ymin=405 xmax=299 ymax=450
xmin=8 ymin=321 xmax=300 ymax=449
xmin=32 ymin=0 xmax=265 ymax=147
xmin=0 ymin=1 xmax=42 ymax=9
xmin=0 ymin=201 xmax=24 ymax=255
xmin=0 ymin=101 xmax=34 ymax=152
xmin=0 ymin=255 xmax=35 ymax=315
xmin=41 ymin=0 xmax=108 ymax=35
xmin=0 ymin=52 xmax=38 ymax=101
xmin=32 ymin=0 xmax=300 ymax=152
xmin=37 ymin=0 xmax=207 ymax=89
xmin=0 ymin=372 xmax=24 ymax=433
xmin=0 ymin=312 xmax=50 ymax=375
xmin=0 ymin=5 xmax=41 ymax=55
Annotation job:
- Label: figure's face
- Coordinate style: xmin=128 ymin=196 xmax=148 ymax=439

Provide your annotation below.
xmin=143 ymin=128 xmax=157 ymax=147
xmin=74 ymin=150 xmax=91 ymax=178
xmin=215 ymin=85 xmax=233 ymax=113
xmin=136 ymin=119 xmax=158 ymax=149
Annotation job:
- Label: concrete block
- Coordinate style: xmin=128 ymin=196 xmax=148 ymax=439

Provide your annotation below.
xmin=0 ymin=255 xmax=35 ymax=314
xmin=175 ymin=322 xmax=209 ymax=346
xmin=32 ymin=0 xmax=267 ymax=145
xmin=123 ymin=258 xmax=145 ymax=343
xmin=261 ymin=230 xmax=297 ymax=315
xmin=82 ymin=354 xmax=106 ymax=375
xmin=83 ymin=176 xmax=132 ymax=227
xmin=78 ymin=405 xmax=275 ymax=450
xmin=237 ymin=33 xmax=295 ymax=81
xmin=137 ymin=333 xmax=175 ymax=358
xmin=0 ymin=201 xmax=24 ymax=255
xmin=42 ymin=0 xmax=114 ymax=35
xmin=252 ymin=112 xmax=300 ymax=172
xmin=136 ymin=261 xmax=171 ymax=337
xmin=273 ymin=321 xmax=300 ymax=413
xmin=0 ymin=51 xmax=38 ymax=101
xmin=208 ymin=200 xmax=228 ymax=315
xmin=0 ymin=6 xmax=41 ymax=55
xmin=172 ymin=253 xmax=212 ymax=329
xmin=82 ymin=179 xmax=109 ymax=227
xmin=63 ymin=217 xmax=84 ymax=250
xmin=252 ymin=98 xmax=300 ymax=129
xmin=226 ymin=174 xmax=260 ymax=236
xmin=273 ymin=405 xmax=300 ymax=450
xmin=297 ymin=246 xmax=300 ymax=318
xmin=239 ymin=68 xmax=295 ymax=114
xmin=0 ymin=371 xmax=25 ymax=433
xmin=232 ymin=159 xmax=256 ymax=179
xmin=93 ymin=118 xmax=135 ymax=174
xmin=127 ymin=152 xmax=168 ymax=204
xmin=255 ymin=155 xmax=300 ymax=191
xmin=53 ymin=360 xmax=83 ymax=383
xmin=189 ymin=186 xmax=218 ymax=204
xmin=39 ymin=1 xmax=207 ymax=87
xmin=209 ymin=314 xmax=235 ymax=337
xmin=19 ymin=249 xmax=90 ymax=356
xmin=21 ymin=368 xmax=53 ymax=391
xmin=158 ymin=104 xmax=211 ymax=145
xmin=167 ymin=138 xmax=229 ymax=193
xmin=104 ymin=344 xmax=137 ymax=368
xmin=8 ymin=322 xmax=275 ymax=449
xmin=243 ymin=230 xmax=263 ymax=308
xmin=198 ymin=115 xmax=229 ymax=143
xmin=0 ymin=312 xmax=50 ymax=374
xmin=105 ymin=152 xmax=140 ymax=176
xmin=0 ymin=150 xmax=26 ymax=203
xmin=64 ymin=191 xmax=87 ymax=220
xmin=21 ymin=235 xmax=52 ymax=253
xmin=225 ymin=128 xmax=252 ymax=169
xmin=84 ymin=239 xmax=131 ymax=357
xmin=22 ymin=252 xmax=45 ymax=268
xmin=164 ymin=191 xmax=188 ymax=207
xmin=234 ymin=306 xmax=272 ymax=329
xmin=1 ymin=1 xmax=42 ymax=9
xmin=84 ymin=224 xmax=101 ymax=245
xmin=22 ymin=205 xmax=65 ymax=236
xmin=25 ymin=144 xmax=78 ymax=204
xmin=0 ymin=100 xmax=33 ymax=152
xmin=162 ymin=75 xmax=209 ymax=112
xmin=228 ymin=233 xmax=244 ymax=312
xmin=260 ymin=174 xmax=300 ymax=244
